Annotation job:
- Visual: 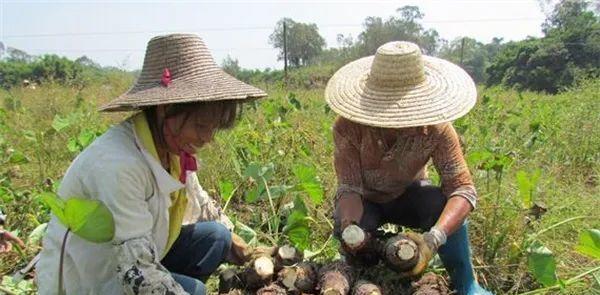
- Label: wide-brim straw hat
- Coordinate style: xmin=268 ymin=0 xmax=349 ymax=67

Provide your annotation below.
xmin=100 ymin=34 xmax=267 ymax=112
xmin=325 ymin=41 xmax=476 ymax=128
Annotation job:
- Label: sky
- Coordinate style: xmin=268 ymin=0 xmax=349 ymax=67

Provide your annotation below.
xmin=0 ymin=0 xmax=549 ymax=71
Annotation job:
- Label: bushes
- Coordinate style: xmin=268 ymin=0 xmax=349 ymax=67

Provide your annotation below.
xmin=0 ymin=54 xmax=117 ymax=89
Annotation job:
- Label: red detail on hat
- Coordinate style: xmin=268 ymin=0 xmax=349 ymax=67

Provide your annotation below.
xmin=161 ymin=68 xmax=172 ymax=87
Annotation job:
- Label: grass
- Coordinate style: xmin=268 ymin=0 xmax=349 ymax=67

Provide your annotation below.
xmin=0 ymin=75 xmax=598 ymax=294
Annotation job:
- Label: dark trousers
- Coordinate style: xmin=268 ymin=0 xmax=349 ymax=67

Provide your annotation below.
xmin=333 ymin=181 xmax=447 ymax=238
xmin=161 ymin=221 xmax=232 ymax=295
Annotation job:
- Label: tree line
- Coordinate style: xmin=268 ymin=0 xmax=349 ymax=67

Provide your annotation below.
xmin=1 ymin=0 xmax=598 ymax=94
xmin=225 ymin=0 xmax=599 ymax=94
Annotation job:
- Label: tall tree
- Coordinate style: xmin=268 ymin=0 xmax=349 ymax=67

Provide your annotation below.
xmin=486 ymin=0 xmax=599 ymax=93
xmin=357 ymin=6 xmax=443 ymax=56
xmin=439 ymin=37 xmax=491 ymax=83
xmin=269 ymin=18 xmax=326 ymax=67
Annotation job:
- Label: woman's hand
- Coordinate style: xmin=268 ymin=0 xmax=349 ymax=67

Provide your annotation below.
xmin=0 ymin=229 xmax=25 ymax=253
xmin=337 ymin=193 xmax=364 ymax=230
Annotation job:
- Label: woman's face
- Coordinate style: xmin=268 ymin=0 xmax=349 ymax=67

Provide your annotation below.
xmin=161 ymin=106 xmax=221 ymax=155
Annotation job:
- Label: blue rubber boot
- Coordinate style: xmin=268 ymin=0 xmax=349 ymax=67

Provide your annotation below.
xmin=437 ymin=223 xmax=493 ymax=295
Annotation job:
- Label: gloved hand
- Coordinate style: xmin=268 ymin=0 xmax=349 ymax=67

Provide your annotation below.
xmin=400 ymin=228 xmax=445 ymax=278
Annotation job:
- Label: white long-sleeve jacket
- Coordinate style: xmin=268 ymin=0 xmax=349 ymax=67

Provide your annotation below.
xmin=36 ymin=119 xmax=230 ymax=295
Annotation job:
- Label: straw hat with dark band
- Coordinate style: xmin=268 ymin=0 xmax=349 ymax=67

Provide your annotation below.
xmin=325 ymin=41 xmax=476 ymax=128
xmin=100 ymin=34 xmax=267 ymax=112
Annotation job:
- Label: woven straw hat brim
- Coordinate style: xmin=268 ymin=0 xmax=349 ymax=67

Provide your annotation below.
xmin=325 ymin=55 xmax=476 ymax=128
xmin=99 ymin=70 xmax=266 ymax=112
xmin=100 ymin=33 xmax=267 ymax=112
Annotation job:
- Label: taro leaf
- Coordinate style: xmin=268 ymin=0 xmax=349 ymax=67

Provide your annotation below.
xmin=244 ymin=162 xmax=263 ymax=181
xmin=259 ymin=163 xmax=275 ymax=181
xmin=575 ymin=229 xmax=600 ymax=260
xmin=51 ymin=115 xmax=71 ymax=132
xmin=40 ymin=192 xmax=68 ymax=227
xmin=283 ymin=209 xmax=310 ymax=251
xmin=244 ymin=186 xmax=261 ymax=203
xmin=527 ymin=241 xmax=558 ymax=287
xmin=244 ymin=162 xmax=260 ymax=180
xmin=219 ymin=180 xmax=235 ymax=202
xmin=292 ymin=165 xmax=324 ymax=205
xmin=63 ymin=198 xmax=115 ymax=243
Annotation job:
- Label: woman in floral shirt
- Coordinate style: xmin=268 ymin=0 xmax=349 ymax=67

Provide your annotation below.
xmin=326 ymin=41 xmax=492 ymax=295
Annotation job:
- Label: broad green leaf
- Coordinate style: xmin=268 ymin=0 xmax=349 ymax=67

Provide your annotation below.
xmin=283 ymin=209 xmax=310 ymax=251
xmin=259 ymin=163 xmax=275 ymax=181
xmin=516 ymin=171 xmax=533 ymax=208
xmin=244 ymin=187 xmax=261 ymax=203
xmin=300 ymin=182 xmax=324 ymax=205
xmin=67 ymin=138 xmax=80 ymax=152
xmin=219 ymin=180 xmax=235 ymax=202
xmin=527 ymin=241 xmax=558 ymax=287
xmin=293 ymin=165 xmax=324 ymax=205
xmin=244 ymin=162 xmax=262 ymax=181
xmin=517 ymin=169 xmax=542 ymax=209
xmin=77 ymin=129 xmax=95 ymax=148
xmin=287 ymin=224 xmax=310 ymax=251
xmin=51 ymin=115 xmax=71 ymax=132
xmin=63 ymin=198 xmax=115 ymax=243
xmin=293 ymin=196 xmax=308 ymax=215
xmin=575 ymin=229 xmax=600 ymax=260
xmin=39 ymin=192 xmax=67 ymax=226
xmin=466 ymin=150 xmax=493 ymax=167
xmin=8 ymin=151 xmax=29 ymax=164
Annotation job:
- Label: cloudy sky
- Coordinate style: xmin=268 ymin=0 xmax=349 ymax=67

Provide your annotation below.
xmin=1 ymin=0 xmax=548 ymax=70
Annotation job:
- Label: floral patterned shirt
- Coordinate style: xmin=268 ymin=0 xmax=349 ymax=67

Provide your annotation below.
xmin=333 ymin=117 xmax=477 ymax=207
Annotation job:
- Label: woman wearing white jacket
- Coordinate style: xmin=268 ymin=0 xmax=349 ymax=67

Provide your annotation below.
xmin=37 ymin=34 xmax=267 ymax=295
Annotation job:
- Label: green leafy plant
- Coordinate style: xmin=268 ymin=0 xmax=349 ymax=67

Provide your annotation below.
xmin=576 ymin=229 xmax=600 ymax=260
xmin=39 ymin=192 xmax=114 ymax=295
xmin=527 ymin=241 xmax=558 ymax=287
xmin=516 ymin=169 xmax=542 ymax=209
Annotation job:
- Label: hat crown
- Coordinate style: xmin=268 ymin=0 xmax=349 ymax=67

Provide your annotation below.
xmin=137 ymin=34 xmax=219 ymax=85
xmin=367 ymin=41 xmax=426 ymax=90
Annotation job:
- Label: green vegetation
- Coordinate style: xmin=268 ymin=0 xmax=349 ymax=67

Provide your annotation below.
xmin=1 ymin=71 xmax=598 ymax=293
xmin=0 ymin=0 xmax=598 ymax=293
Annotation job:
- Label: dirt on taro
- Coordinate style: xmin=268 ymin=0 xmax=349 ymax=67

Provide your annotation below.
xmin=0 ymin=73 xmax=598 ymax=294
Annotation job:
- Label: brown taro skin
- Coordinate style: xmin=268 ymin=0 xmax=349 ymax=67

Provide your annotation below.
xmin=256 ymin=283 xmax=287 ymax=295
xmin=352 ymin=280 xmax=383 ymax=295
xmin=411 ymin=272 xmax=451 ymax=295
xmin=383 ymin=233 xmax=419 ymax=272
xmin=318 ymin=261 xmax=355 ymax=295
